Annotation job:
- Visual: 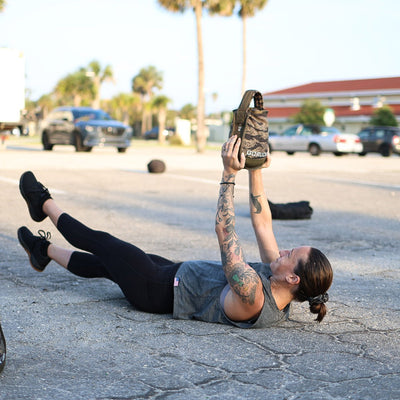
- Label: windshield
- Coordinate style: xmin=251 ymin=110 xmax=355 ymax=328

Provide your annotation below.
xmin=73 ymin=109 xmax=112 ymax=122
xmin=321 ymin=126 xmax=340 ymax=134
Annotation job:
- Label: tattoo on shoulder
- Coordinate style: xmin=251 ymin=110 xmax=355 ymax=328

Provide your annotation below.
xmin=228 ymin=263 xmax=259 ymax=305
xmin=250 ymin=194 xmax=262 ymax=214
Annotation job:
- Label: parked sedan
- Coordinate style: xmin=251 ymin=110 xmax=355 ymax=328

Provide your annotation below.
xmin=41 ymin=107 xmax=133 ymax=153
xmin=269 ymin=124 xmax=363 ymax=156
xmin=144 ymin=126 xmax=173 ymax=140
xmin=357 ymin=126 xmax=400 ymax=156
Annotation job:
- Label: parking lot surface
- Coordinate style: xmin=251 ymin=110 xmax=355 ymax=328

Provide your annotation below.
xmin=0 ymin=140 xmax=399 ymax=399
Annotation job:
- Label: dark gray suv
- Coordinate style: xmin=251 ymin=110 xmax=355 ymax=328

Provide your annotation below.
xmin=41 ymin=107 xmax=133 ymax=153
xmin=358 ymin=126 xmax=400 ymax=157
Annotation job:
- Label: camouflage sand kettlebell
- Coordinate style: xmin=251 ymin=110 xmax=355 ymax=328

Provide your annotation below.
xmin=229 ymin=90 xmax=270 ymax=169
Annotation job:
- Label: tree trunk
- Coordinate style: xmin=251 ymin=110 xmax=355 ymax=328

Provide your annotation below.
xmin=194 ymin=0 xmax=206 ymax=153
xmin=241 ymin=15 xmax=247 ymax=96
xmin=158 ymin=108 xmax=166 ymax=144
xmin=141 ymin=101 xmax=152 ymax=136
xmin=74 ymin=94 xmax=82 ymax=107
xmin=92 ymin=76 xmax=101 ymax=109
xmin=123 ymin=111 xmax=129 ymax=126
xmin=141 ymin=109 xmax=152 ymax=135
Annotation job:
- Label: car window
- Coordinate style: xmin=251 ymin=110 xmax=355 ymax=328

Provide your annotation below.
xmin=46 ymin=112 xmax=57 ymax=120
xmin=47 ymin=110 xmax=63 ymax=120
xmin=300 ymin=126 xmax=313 ymax=136
xmin=73 ymin=113 xmax=94 ymax=122
xmin=358 ymin=130 xmax=370 ymax=139
xmin=60 ymin=111 xmax=73 ymax=122
xmin=283 ymin=127 xmax=298 ymax=136
xmin=321 ymin=127 xmax=340 ymax=134
xmin=93 ymin=110 xmax=112 ymax=121
xmin=375 ymin=129 xmax=385 ymax=139
xmin=72 ymin=109 xmax=112 ymax=122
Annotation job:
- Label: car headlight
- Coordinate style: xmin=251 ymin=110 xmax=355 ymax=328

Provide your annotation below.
xmin=85 ymin=125 xmax=95 ymax=133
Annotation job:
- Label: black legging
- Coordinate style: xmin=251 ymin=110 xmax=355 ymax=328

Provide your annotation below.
xmin=57 ymin=213 xmax=182 ymax=314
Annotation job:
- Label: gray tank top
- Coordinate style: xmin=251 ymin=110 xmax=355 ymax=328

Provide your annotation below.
xmin=172 ymin=260 xmax=290 ymax=329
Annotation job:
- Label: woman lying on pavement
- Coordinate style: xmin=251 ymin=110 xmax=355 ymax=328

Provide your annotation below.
xmin=17 ymin=135 xmax=333 ymax=329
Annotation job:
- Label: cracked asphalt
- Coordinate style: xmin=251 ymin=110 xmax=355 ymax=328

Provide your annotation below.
xmin=0 ymin=139 xmax=399 ymax=399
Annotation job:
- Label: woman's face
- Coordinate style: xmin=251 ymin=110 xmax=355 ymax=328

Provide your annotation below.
xmin=270 ymin=246 xmax=311 ymax=278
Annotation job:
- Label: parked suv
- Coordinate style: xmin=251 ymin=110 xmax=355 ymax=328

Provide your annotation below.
xmin=41 ymin=107 xmax=133 ymax=153
xmin=357 ymin=126 xmax=400 ymax=157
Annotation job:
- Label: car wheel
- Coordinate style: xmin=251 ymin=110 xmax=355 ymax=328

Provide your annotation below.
xmin=74 ymin=133 xmax=90 ymax=152
xmin=42 ymin=131 xmax=53 ymax=151
xmin=358 ymin=152 xmax=367 ymax=156
xmin=286 ymin=151 xmax=295 ymax=155
xmin=333 ymin=152 xmax=343 ymax=156
xmin=309 ymin=143 xmax=321 ymax=156
xmin=117 ymin=147 xmax=127 ymax=153
xmin=380 ymin=144 xmax=392 ymax=157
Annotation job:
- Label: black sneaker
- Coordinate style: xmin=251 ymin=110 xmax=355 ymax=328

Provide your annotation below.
xmin=17 ymin=227 xmax=51 ymax=272
xmin=0 ymin=321 xmax=5 ymax=374
xmin=19 ymin=171 xmax=52 ymax=222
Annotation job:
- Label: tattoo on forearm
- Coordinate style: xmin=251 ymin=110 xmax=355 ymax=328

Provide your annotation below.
xmin=250 ymin=194 xmax=262 ymax=214
xmin=216 ymin=179 xmax=259 ymax=305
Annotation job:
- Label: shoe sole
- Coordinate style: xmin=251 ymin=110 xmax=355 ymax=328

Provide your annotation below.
xmin=19 ymin=171 xmax=47 ymax=222
xmin=17 ymin=228 xmax=45 ymax=272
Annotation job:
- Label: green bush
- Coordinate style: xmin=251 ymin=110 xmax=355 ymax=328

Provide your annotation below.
xmin=370 ymin=106 xmax=398 ymax=127
xmin=169 ymin=134 xmax=184 ymax=146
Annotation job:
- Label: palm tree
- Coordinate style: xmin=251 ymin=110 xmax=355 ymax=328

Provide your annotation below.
xmin=36 ymin=94 xmax=55 ymax=119
xmin=54 ymin=69 xmax=94 ymax=106
xmin=238 ymin=0 xmax=268 ymax=95
xmin=158 ymin=0 xmax=209 ymax=152
xmin=210 ymin=1 xmax=268 ymax=95
xmin=208 ymin=0 xmax=235 ymax=15
xmin=132 ymin=66 xmax=163 ymax=135
xmin=87 ymin=60 xmax=114 ymax=109
xmin=180 ymin=103 xmax=197 ymax=121
xmin=108 ymin=93 xmax=141 ymax=126
xmin=152 ymin=95 xmax=171 ymax=144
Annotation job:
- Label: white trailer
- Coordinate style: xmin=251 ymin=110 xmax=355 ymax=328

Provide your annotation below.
xmin=0 ymin=48 xmax=25 ymax=133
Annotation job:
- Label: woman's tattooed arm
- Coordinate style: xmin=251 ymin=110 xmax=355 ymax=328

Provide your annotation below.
xmin=248 ymin=169 xmax=280 ymax=263
xmin=215 ymin=176 xmax=260 ymax=305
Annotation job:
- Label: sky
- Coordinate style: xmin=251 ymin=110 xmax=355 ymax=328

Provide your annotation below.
xmin=1 ymin=0 xmax=400 ymax=113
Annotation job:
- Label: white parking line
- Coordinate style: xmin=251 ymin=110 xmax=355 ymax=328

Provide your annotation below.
xmin=0 ymin=176 xmax=66 ymax=194
xmin=0 ymin=176 xmax=19 ymax=185
xmin=166 ymin=173 xmax=399 ymax=192
xmin=315 ymin=177 xmax=400 ymax=191
xmin=165 ymin=173 xmax=248 ymax=191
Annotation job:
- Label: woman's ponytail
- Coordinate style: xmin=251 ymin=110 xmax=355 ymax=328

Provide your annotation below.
xmin=294 ymin=248 xmax=333 ymax=322
xmin=309 ymin=301 xmax=327 ymax=322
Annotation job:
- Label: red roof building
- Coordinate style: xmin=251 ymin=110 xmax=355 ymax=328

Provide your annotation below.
xmin=263 ymin=77 xmax=400 ymax=133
